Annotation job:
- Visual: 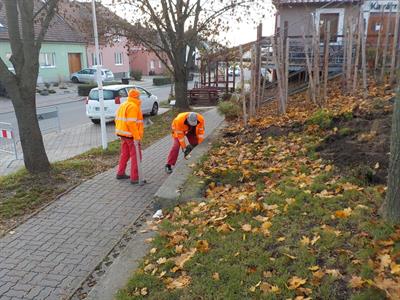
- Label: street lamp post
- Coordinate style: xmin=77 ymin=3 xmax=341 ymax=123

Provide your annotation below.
xmin=91 ymin=0 xmax=107 ymax=149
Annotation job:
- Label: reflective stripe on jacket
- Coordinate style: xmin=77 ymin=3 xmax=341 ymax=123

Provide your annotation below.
xmin=115 ymin=92 xmax=143 ymax=140
xmin=171 ymin=112 xmax=205 ymax=148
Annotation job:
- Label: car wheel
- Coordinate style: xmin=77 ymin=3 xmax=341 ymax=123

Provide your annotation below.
xmin=91 ymin=119 xmax=100 ymax=124
xmin=71 ymin=77 xmax=79 ymax=83
xmin=150 ymin=102 xmax=158 ymax=116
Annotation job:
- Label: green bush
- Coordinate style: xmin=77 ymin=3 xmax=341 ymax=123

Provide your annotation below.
xmin=130 ymin=70 xmax=142 ymax=81
xmin=77 ymin=81 xmax=120 ymax=96
xmin=307 ymin=109 xmax=333 ymax=129
xmin=153 ymin=77 xmax=172 ymax=86
xmin=217 ymin=101 xmax=241 ymax=119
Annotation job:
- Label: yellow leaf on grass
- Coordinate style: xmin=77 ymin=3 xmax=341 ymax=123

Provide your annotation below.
xmin=174 ymin=248 xmax=197 ymax=269
xmin=260 ymin=282 xmax=281 ymax=294
xmin=288 ymin=276 xmax=307 ymax=289
xmin=165 ymin=275 xmax=191 ymax=289
xmin=335 ymin=207 xmax=352 ymax=218
xmin=325 ymin=269 xmax=343 ymax=278
xmin=157 ymin=257 xmax=167 ymax=265
xmin=254 ymin=215 xmax=269 ymax=222
xmin=349 ymin=276 xmax=365 ymax=288
xmin=242 ymin=224 xmax=252 ymax=232
xmin=175 ymin=245 xmax=184 ymax=254
xmin=196 ymin=240 xmax=210 ymax=253
xmin=391 ymin=263 xmax=400 ymax=274
xmin=300 ymin=236 xmax=310 ymax=246
xmin=140 ymin=287 xmax=148 ymax=296
xmin=308 ymin=265 xmax=320 ymax=271
xmin=217 ymin=223 xmax=235 ymax=233
xmin=277 ymin=237 xmax=286 ymax=242
xmin=150 ymin=248 xmax=157 ymax=254
xmin=285 ymin=198 xmax=296 ymax=205
xmin=212 ymin=272 xmax=220 ymax=281
xmin=284 ymin=253 xmax=297 ymax=260
xmin=379 ymin=254 xmax=392 ymax=269
xmin=311 ymin=235 xmax=320 ymax=245
xmin=260 ymin=222 xmax=272 ymax=236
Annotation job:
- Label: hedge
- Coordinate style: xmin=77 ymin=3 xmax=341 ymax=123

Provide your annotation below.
xmin=153 ymin=77 xmax=172 ymax=86
xmin=77 ymin=81 xmax=120 ymax=96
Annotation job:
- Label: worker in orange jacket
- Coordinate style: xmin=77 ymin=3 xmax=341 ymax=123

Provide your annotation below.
xmin=115 ymin=89 xmax=146 ymax=184
xmin=165 ymin=112 xmax=205 ymax=174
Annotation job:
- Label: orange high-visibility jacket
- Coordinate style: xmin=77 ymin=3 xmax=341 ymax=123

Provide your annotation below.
xmin=172 ymin=112 xmax=205 ymax=148
xmin=115 ymin=89 xmax=143 ymax=140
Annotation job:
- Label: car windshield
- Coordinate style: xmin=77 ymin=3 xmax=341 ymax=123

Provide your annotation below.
xmin=88 ymin=90 xmax=115 ymax=100
xmin=105 ymin=70 xmax=113 ymax=75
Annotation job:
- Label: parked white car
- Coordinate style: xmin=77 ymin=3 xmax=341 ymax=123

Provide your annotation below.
xmin=71 ymin=68 xmax=114 ymax=83
xmin=86 ymin=85 xmax=159 ymax=124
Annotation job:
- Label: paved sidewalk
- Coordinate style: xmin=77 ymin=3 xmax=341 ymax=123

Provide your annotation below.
xmin=0 ymin=108 xmax=169 ymax=176
xmin=0 ymin=108 xmax=224 ymax=299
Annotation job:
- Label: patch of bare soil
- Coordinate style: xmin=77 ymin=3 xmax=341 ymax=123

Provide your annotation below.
xmin=317 ymin=108 xmax=392 ymax=184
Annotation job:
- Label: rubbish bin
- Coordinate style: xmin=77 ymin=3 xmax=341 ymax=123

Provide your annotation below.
xmin=121 ymin=78 xmax=129 ymax=84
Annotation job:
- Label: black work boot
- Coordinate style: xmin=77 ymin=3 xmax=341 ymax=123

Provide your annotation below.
xmin=165 ymin=164 xmax=173 ymax=174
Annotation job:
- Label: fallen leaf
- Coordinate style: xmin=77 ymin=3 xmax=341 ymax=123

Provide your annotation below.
xmin=174 ymin=248 xmax=197 ymax=269
xmin=311 ymin=235 xmax=320 ymax=245
xmin=212 ymin=272 xmax=220 ymax=281
xmin=288 ymin=276 xmax=307 ymax=289
xmin=175 ymin=245 xmax=184 ymax=254
xmin=325 ymin=269 xmax=343 ymax=278
xmin=277 ymin=237 xmax=286 ymax=242
xmin=217 ymin=223 xmax=235 ymax=233
xmin=349 ymin=276 xmax=365 ymax=288
xmin=335 ymin=207 xmax=352 ymax=218
xmin=391 ymin=263 xmax=400 ymax=274
xmin=378 ymin=254 xmax=392 ymax=270
xmin=150 ymin=248 xmax=157 ymax=254
xmin=260 ymin=222 xmax=272 ymax=236
xmin=308 ymin=265 xmax=320 ymax=271
xmin=284 ymin=253 xmax=297 ymax=260
xmin=165 ymin=275 xmax=191 ymax=289
xmin=140 ymin=287 xmax=148 ymax=296
xmin=196 ymin=240 xmax=210 ymax=253
xmin=157 ymin=257 xmax=167 ymax=265
xmin=300 ymin=236 xmax=310 ymax=246
xmin=242 ymin=224 xmax=252 ymax=232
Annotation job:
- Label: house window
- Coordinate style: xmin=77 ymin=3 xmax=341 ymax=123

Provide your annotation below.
xmin=0 ymin=23 xmax=4 ymax=28
xmin=374 ymin=22 xmax=382 ymax=32
xmin=158 ymin=60 xmax=162 ymax=68
xmin=150 ymin=60 xmax=155 ymax=69
xmin=39 ymin=52 xmax=56 ymax=68
xmin=91 ymin=52 xmax=103 ymax=66
xmin=319 ymin=13 xmax=340 ymax=42
xmin=115 ymin=52 xmax=123 ymax=65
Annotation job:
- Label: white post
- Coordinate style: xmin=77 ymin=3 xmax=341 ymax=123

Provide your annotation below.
xmin=92 ymin=0 xmax=107 ymax=149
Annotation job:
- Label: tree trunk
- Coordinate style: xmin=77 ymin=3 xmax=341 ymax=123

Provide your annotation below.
xmin=10 ymin=87 xmax=50 ymax=173
xmin=382 ymin=91 xmax=400 ymax=222
xmin=174 ymin=72 xmax=189 ymax=110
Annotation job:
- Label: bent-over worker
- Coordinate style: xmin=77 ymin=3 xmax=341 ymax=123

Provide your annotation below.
xmin=115 ymin=88 xmax=146 ymax=184
xmin=165 ymin=112 xmax=205 ymax=174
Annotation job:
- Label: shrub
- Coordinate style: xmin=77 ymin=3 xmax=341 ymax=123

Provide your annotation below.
xmin=307 ymin=109 xmax=333 ymax=129
xmin=130 ymin=70 xmax=142 ymax=81
xmin=153 ymin=77 xmax=172 ymax=86
xmin=77 ymin=81 xmax=120 ymax=96
xmin=217 ymin=101 xmax=241 ymax=119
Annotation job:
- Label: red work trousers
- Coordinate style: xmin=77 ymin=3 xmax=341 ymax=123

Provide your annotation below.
xmin=117 ymin=137 xmax=142 ymax=181
xmin=167 ymin=132 xmax=198 ymax=166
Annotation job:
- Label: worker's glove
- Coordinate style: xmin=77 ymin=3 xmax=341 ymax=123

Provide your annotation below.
xmin=183 ymin=145 xmax=193 ymax=158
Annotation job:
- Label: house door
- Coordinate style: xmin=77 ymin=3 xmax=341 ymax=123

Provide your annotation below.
xmin=68 ymin=53 xmax=82 ymax=74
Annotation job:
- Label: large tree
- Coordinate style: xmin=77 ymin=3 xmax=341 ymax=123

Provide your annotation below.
xmin=116 ymin=0 xmax=265 ymax=109
xmin=0 ymin=0 xmax=61 ymax=173
xmin=382 ymin=91 xmax=400 ymax=222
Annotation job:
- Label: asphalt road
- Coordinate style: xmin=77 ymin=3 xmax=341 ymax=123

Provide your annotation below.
xmin=0 ymin=83 xmax=174 ymax=139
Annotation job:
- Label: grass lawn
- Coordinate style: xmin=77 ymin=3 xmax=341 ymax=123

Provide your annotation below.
xmin=117 ymin=81 xmax=400 ymax=299
xmin=0 ymin=109 xmax=177 ymax=236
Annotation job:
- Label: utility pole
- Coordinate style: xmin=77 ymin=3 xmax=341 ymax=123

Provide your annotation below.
xmin=92 ymin=0 xmax=107 ymax=149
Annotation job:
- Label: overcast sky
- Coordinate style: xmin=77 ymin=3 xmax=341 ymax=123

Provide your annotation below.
xmin=98 ymin=0 xmax=276 ymax=46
